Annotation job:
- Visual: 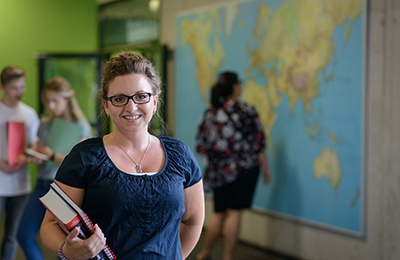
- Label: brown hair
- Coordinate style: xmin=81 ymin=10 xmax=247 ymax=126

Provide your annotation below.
xmin=0 ymin=66 xmax=25 ymax=85
xmin=210 ymin=71 xmax=241 ymax=108
xmin=98 ymin=51 xmax=164 ymax=132
xmin=99 ymin=51 xmax=162 ymax=101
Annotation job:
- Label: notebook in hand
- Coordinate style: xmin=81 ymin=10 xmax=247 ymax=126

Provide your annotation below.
xmin=47 ymin=118 xmax=82 ymax=155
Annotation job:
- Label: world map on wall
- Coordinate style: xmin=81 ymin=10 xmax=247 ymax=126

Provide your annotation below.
xmin=175 ymin=0 xmax=365 ymax=235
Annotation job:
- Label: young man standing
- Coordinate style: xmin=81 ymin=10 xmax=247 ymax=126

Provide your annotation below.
xmin=0 ymin=65 xmax=40 ymax=260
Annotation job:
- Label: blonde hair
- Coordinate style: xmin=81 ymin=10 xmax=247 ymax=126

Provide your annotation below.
xmin=41 ymin=76 xmax=88 ymax=123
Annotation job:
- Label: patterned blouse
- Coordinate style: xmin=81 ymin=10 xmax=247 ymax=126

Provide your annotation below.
xmin=196 ymin=100 xmax=266 ymax=191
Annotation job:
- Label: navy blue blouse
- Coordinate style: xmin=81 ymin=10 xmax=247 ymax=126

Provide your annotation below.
xmin=55 ymin=136 xmax=202 ymax=259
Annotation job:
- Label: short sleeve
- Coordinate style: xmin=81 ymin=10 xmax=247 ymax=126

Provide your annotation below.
xmin=183 ymin=143 xmax=202 ymax=188
xmin=26 ymin=106 xmax=40 ymax=146
xmin=160 ymin=136 xmax=202 ymax=189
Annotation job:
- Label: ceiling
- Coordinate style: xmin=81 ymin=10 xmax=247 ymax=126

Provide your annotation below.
xmin=98 ymin=0 xmax=160 ymax=19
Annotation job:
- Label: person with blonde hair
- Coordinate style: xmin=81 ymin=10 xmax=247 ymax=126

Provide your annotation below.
xmin=17 ymin=76 xmax=91 ymax=260
xmin=0 ymin=65 xmax=40 ymax=260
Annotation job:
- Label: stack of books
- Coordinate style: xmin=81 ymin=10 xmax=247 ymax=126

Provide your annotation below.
xmin=40 ymin=182 xmax=116 ymax=260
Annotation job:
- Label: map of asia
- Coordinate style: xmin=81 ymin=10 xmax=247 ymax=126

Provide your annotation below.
xmin=175 ymin=0 xmax=365 ymax=235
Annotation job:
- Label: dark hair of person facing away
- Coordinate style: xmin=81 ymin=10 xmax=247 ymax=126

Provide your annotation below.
xmin=210 ymin=71 xmax=241 ymax=109
xmin=0 ymin=65 xmax=25 ymax=84
xmin=41 ymin=76 xmax=88 ymax=123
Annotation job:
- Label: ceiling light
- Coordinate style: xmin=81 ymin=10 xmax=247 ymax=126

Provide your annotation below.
xmin=149 ymin=0 xmax=160 ymax=13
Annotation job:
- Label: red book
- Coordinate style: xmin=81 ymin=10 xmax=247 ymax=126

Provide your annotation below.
xmin=7 ymin=121 xmax=25 ymax=166
xmin=39 ymin=182 xmax=116 ymax=260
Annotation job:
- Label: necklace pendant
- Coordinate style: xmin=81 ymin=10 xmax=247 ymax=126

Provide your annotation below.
xmin=136 ymin=165 xmax=142 ymax=173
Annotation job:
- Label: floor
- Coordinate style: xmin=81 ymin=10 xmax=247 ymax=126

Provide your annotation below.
xmin=1 ymin=210 xmax=291 ymax=260
xmin=11 ymin=233 xmax=292 ymax=260
xmin=187 ymin=233 xmax=291 ymax=260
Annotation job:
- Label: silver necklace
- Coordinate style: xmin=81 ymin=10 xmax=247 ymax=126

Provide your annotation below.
xmin=112 ymin=133 xmax=151 ymax=173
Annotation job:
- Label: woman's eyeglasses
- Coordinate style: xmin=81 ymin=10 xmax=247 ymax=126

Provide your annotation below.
xmin=106 ymin=92 xmax=153 ymax=107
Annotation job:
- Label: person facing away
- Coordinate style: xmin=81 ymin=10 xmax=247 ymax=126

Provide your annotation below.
xmin=40 ymin=51 xmax=205 ymax=259
xmin=195 ymin=71 xmax=271 ymax=260
xmin=17 ymin=76 xmax=91 ymax=260
xmin=0 ymin=65 xmax=40 ymax=260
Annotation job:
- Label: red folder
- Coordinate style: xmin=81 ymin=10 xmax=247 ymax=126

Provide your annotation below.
xmin=7 ymin=121 xmax=25 ymax=166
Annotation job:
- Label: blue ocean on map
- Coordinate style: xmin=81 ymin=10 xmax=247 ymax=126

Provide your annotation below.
xmin=175 ymin=0 xmax=365 ymax=235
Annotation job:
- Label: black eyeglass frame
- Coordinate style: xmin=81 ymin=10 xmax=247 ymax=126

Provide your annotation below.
xmin=106 ymin=92 xmax=154 ymax=107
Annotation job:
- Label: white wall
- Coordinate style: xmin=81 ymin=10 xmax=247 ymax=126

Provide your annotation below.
xmin=160 ymin=0 xmax=400 ymax=259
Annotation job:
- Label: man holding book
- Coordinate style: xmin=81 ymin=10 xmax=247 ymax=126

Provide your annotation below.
xmin=0 ymin=65 xmax=40 ymax=260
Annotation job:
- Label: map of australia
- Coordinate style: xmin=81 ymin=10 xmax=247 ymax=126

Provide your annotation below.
xmin=175 ymin=0 xmax=365 ymax=235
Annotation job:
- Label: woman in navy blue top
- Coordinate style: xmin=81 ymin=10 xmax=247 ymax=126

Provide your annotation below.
xmin=40 ymin=52 xmax=205 ymax=259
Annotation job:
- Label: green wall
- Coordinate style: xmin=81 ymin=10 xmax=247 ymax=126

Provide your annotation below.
xmin=0 ymin=0 xmax=98 ymax=111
